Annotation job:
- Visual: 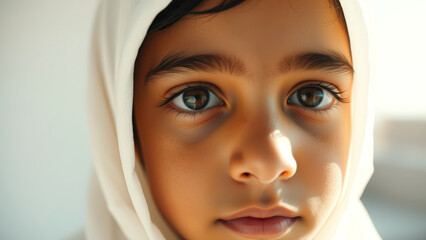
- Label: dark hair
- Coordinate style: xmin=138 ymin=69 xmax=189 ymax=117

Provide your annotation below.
xmin=148 ymin=0 xmax=347 ymax=33
xmin=148 ymin=0 xmax=245 ymax=32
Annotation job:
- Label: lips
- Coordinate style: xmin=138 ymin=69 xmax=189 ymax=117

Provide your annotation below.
xmin=219 ymin=207 xmax=299 ymax=238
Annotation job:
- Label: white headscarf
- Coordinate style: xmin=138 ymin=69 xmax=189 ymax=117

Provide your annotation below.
xmin=87 ymin=0 xmax=381 ymax=239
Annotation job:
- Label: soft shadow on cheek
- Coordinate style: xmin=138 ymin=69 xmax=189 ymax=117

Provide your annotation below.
xmin=287 ymin=108 xmax=347 ymax=138
xmin=163 ymin=112 xmax=229 ymax=144
xmin=142 ymin=131 xmax=229 ymax=236
xmin=304 ymin=162 xmax=343 ymax=227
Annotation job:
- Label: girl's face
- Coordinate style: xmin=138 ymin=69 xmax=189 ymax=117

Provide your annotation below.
xmin=134 ymin=0 xmax=352 ymax=239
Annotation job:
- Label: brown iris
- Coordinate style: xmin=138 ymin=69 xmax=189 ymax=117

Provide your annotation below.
xmin=297 ymin=87 xmax=324 ymax=107
xmin=183 ymin=88 xmax=209 ymax=110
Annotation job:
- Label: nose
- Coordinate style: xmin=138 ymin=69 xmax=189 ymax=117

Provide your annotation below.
xmin=229 ymin=130 xmax=297 ymax=184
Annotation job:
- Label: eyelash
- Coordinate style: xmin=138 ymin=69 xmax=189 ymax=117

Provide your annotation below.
xmin=157 ymin=82 xmax=221 ymax=108
xmin=157 ymin=82 xmax=226 ymax=121
xmin=157 ymin=81 xmax=350 ymax=118
xmin=292 ymin=82 xmax=350 ymax=103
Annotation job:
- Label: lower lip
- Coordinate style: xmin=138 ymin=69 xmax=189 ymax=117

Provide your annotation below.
xmin=220 ymin=216 xmax=298 ymax=238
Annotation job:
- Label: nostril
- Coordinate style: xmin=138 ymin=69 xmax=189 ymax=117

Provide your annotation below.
xmin=280 ymin=170 xmax=289 ymax=178
xmin=242 ymin=172 xmax=250 ymax=177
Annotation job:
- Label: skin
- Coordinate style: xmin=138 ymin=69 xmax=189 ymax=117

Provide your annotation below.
xmin=133 ymin=0 xmax=353 ymax=239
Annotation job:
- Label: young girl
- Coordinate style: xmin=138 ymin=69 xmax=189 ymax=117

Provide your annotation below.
xmin=87 ymin=0 xmax=380 ymax=239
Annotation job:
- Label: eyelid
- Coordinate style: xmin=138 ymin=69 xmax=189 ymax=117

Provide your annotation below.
xmin=286 ymin=80 xmax=348 ymax=104
xmin=157 ymin=82 xmax=227 ymax=109
xmin=287 ymin=87 xmax=335 ymax=109
xmin=172 ymin=88 xmax=223 ymax=111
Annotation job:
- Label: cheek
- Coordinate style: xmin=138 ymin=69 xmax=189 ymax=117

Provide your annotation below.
xmin=140 ymin=128 xmax=224 ymax=238
xmin=292 ymin=109 xmax=351 ymax=229
xmin=135 ymin=91 xmax=227 ymax=238
xmin=301 ymin=160 xmax=343 ymax=225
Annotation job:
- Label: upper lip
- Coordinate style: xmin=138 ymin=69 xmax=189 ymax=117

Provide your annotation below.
xmin=221 ymin=205 xmax=299 ymax=220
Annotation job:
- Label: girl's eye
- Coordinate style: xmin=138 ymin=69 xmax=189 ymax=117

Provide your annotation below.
xmin=287 ymin=86 xmax=335 ymax=109
xmin=171 ymin=87 xmax=223 ymax=111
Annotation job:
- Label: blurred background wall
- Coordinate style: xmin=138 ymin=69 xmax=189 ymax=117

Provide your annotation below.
xmin=1 ymin=0 xmax=425 ymax=239
xmin=359 ymin=1 xmax=426 ymax=239
xmin=0 ymin=0 xmax=97 ymax=239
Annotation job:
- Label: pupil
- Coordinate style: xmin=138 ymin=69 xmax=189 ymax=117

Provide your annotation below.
xmin=297 ymin=87 xmax=324 ymax=107
xmin=183 ymin=88 xmax=209 ymax=110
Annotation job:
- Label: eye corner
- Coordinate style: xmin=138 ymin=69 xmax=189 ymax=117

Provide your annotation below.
xmin=284 ymin=90 xmax=297 ymax=106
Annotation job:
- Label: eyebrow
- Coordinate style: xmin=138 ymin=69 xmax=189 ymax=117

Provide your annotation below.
xmin=145 ymin=50 xmax=353 ymax=83
xmin=278 ymin=51 xmax=353 ymax=75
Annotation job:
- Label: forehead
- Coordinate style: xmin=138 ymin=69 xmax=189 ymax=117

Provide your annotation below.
xmin=139 ymin=0 xmax=350 ymax=75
